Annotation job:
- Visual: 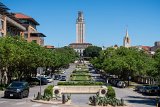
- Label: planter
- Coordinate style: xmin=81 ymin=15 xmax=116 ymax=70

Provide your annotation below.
xmin=65 ymin=99 xmax=71 ymax=105
xmin=31 ymin=99 xmax=62 ymax=105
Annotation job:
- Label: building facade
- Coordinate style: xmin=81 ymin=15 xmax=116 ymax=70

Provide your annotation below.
xmin=14 ymin=13 xmax=46 ymax=46
xmin=150 ymin=41 xmax=160 ymax=54
xmin=123 ymin=29 xmax=131 ymax=48
xmin=69 ymin=11 xmax=92 ymax=56
xmin=0 ymin=2 xmax=26 ymax=37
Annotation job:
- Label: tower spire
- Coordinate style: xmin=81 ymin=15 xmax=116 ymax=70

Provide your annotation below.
xmin=123 ymin=26 xmax=131 ymax=48
xmin=125 ymin=26 xmax=129 ymax=37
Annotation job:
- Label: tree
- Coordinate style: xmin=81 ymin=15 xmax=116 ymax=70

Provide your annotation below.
xmin=91 ymin=46 xmax=154 ymax=81
xmin=153 ymin=49 xmax=160 ymax=84
xmin=83 ymin=46 xmax=102 ymax=58
xmin=0 ymin=36 xmax=77 ymax=84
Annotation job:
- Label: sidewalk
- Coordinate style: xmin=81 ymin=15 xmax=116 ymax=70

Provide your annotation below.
xmin=0 ymin=91 xmax=4 ymax=95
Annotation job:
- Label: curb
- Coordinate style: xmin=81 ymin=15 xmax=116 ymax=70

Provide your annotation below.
xmin=31 ymin=99 xmax=62 ymax=105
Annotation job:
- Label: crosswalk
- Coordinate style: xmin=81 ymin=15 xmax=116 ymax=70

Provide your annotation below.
xmin=0 ymin=100 xmax=59 ymax=107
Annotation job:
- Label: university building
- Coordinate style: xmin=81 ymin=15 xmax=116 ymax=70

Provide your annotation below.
xmin=69 ymin=11 xmax=92 ymax=56
xmin=14 ymin=13 xmax=46 ymax=46
xmin=0 ymin=2 xmax=46 ymax=46
xmin=0 ymin=2 xmax=26 ymax=37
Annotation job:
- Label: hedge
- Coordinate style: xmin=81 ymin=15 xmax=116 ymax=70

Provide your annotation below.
xmin=58 ymin=81 xmax=104 ymax=86
xmin=72 ymin=70 xmax=89 ymax=73
xmin=43 ymin=85 xmax=54 ymax=101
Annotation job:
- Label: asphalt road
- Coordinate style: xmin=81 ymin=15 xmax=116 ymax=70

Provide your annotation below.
xmin=114 ymin=85 xmax=157 ymax=107
xmin=0 ymin=63 xmax=158 ymax=107
xmin=0 ymin=64 xmax=76 ymax=107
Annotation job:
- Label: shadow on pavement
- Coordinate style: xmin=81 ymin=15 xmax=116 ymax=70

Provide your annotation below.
xmin=126 ymin=95 xmax=156 ymax=106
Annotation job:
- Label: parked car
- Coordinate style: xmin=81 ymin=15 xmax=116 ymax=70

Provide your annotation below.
xmin=138 ymin=85 xmax=159 ymax=95
xmin=4 ymin=81 xmax=29 ymax=99
xmin=117 ymin=81 xmax=127 ymax=88
xmin=60 ymin=76 xmax=66 ymax=81
xmin=60 ymin=70 xmax=66 ymax=74
xmin=54 ymin=75 xmax=61 ymax=80
xmin=144 ymin=86 xmax=159 ymax=95
xmin=37 ymin=77 xmax=48 ymax=85
xmin=135 ymin=85 xmax=144 ymax=92
xmin=45 ymin=76 xmax=53 ymax=83
xmin=26 ymin=77 xmax=48 ymax=85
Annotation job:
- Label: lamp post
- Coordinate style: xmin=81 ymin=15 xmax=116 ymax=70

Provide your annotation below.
xmin=37 ymin=67 xmax=43 ymax=95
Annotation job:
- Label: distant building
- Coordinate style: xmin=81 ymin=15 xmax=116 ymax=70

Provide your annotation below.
xmin=14 ymin=13 xmax=46 ymax=46
xmin=44 ymin=45 xmax=54 ymax=49
xmin=69 ymin=11 xmax=92 ymax=56
xmin=123 ymin=29 xmax=131 ymax=48
xmin=133 ymin=45 xmax=151 ymax=54
xmin=150 ymin=41 xmax=160 ymax=53
xmin=0 ymin=2 xmax=26 ymax=37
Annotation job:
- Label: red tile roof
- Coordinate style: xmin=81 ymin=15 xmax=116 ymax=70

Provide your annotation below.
xmin=44 ymin=45 xmax=54 ymax=49
xmin=141 ymin=46 xmax=151 ymax=51
xmin=14 ymin=13 xmax=39 ymax=25
xmin=15 ymin=13 xmax=31 ymax=19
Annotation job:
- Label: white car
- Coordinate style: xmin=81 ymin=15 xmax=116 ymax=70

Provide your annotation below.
xmin=46 ymin=77 xmax=53 ymax=83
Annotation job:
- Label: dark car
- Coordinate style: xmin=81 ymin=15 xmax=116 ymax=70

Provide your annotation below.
xmin=60 ymin=76 xmax=66 ymax=81
xmin=54 ymin=75 xmax=61 ymax=80
xmin=135 ymin=85 xmax=144 ymax=91
xmin=18 ymin=77 xmax=47 ymax=86
xmin=144 ymin=86 xmax=159 ymax=95
xmin=37 ymin=77 xmax=48 ymax=85
xmin=4 ymin=81 xmax=29 ymax=99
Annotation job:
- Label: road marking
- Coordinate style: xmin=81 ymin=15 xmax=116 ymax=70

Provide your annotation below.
xmin=15 ymin=101 xmax=26 ymax=105
xmin=32 ymin=104 xmax=42 ymax=107
xmin=0 ymin=101 xmax=7 ymax=104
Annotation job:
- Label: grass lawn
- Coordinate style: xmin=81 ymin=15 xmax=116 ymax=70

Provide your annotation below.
xmin=71 ymin=75 xmax=91 ymax=81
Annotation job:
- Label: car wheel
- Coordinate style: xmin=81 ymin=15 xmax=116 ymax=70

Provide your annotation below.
xmin=19 ymin=92 xmax=23 ymax=99
xmin=24 ymin=90 xmax=29 ymax=97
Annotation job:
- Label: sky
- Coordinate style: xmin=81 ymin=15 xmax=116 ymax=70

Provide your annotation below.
xmin=2 ymin=0 xmax=160 ymax=47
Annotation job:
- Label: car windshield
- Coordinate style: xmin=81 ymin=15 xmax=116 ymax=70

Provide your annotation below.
xmin=9 ymin=82 xmax=24 ymax=88
xmin=145 ymin=86 xmax=152 ymax=89
xmin=151 ymin=86 xmax=159 ymax=89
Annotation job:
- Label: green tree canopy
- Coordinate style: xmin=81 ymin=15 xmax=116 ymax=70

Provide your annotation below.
xmin=83 ymin=46 xmax=102 ymax=58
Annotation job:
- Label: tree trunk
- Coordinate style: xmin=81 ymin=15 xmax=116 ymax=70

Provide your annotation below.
xmin=2 ymin=67 xmax=8 ymax=84
xmin=0 ymin=69 xmax=2 ymax=85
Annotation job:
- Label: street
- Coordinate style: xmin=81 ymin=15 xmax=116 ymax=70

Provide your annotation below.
xmin=114 ymin=86 xmax=157 ymax=107
xmin=0 ymin=64 xmax=76 ymax=107
xmin=0 ymin=63 xmax=158 ymax=107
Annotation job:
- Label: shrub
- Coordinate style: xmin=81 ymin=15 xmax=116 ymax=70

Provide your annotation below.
xmin=0 ymin=84 xmax=8 ymax=91
xmin=89 ymin=95 xmax=125 ymax=106
xmin=106 ymin=86 xmax=116 ymax=98
xmin=43 ymin=85 xmax=54 ymax=101
xmin=58 ymin=81 xmax=104 ymax=86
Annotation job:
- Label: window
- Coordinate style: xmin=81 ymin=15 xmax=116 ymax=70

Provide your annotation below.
xmin=0 ymin=33 xmax=4 ymax=37
xmin=24 ymin=34 xmax=28 ymax=39
xmin=1 ymin=20 xmax=4 ymax=30
xmin=0 ymin=20 xmax=2 ymax=29
xmin=32 ymin=40 xmax=37 ymax=43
